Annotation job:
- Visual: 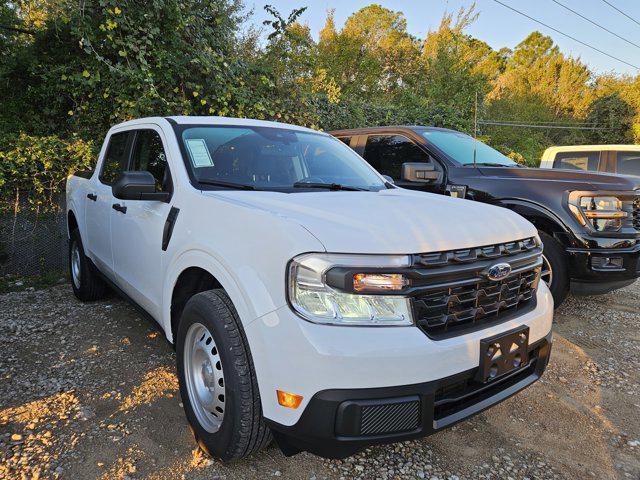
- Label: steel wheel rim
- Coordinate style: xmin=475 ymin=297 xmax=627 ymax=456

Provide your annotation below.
xmin=541 ymin=253 xmax=553 ymax=287
xmin=71 ymin=241 xmax=82 ymax=289
xmin=183 ymin=322 xmax=226 ymax=433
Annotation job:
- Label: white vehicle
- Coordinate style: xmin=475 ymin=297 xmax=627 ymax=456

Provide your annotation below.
xmin=66 ymin=117 xmax=554 ymax=460
xmin=540 ymin=144 xmax=640 ymax=176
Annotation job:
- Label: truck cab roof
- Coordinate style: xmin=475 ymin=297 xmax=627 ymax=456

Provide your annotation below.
xmin=109 ymin=116 xmax=323 ymax=135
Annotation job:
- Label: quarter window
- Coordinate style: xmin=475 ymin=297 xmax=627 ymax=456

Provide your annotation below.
xmin=363 ymin=135 xmax=430 ymax=179
xmin=616 ymin=151 xmax=640 ymax=177
xmin=99 ymin=132 xmax=130 ymax=185
xmin=130 ymin=130 xmax=170 ymax=192
xmin=552 ymin=151 xmax=600 ymax=171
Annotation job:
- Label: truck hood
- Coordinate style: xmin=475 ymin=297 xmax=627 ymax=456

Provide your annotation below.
xmin=205 ymin=188 xmax=537 ymax=254
xmin=479 ymin=166 xmax=640 ymax=191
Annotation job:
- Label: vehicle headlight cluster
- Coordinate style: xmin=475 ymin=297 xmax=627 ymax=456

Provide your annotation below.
xmin=568 ymin=193 xmax=628 ymax=233
xmin=288 ymin=253 xmax=413 ymax=326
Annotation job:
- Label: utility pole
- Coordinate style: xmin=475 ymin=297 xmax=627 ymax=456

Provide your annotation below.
xmin=473 ymin=91 xmax=478 ymax=167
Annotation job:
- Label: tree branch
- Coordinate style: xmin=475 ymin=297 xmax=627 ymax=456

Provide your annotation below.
xmin=0 ymin=25 xmax=36 ymax=35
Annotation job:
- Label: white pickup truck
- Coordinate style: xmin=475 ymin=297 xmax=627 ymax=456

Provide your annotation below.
xmin=66 ymin=116 xmax=554 ymax=460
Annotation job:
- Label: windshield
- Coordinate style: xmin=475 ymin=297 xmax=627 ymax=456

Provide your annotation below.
xmin=179 ymin=126 xmax=387 ymax=191
xmin=421 ymin=130 xmax=519 ymax=167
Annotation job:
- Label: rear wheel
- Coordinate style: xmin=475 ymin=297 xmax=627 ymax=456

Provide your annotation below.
xmin=176 ymin=289 xmax=271 ymax=461
xmin=538 ymin=231 xmax=568 ymax=308
xmin=69 ymin=229 xmax=107 ymax=301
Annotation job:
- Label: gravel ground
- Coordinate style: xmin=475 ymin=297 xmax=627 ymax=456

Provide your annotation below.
xmin=1 ymin=282 xmax=639 ymax=480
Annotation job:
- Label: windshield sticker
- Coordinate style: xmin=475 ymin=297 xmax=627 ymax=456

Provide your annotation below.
xmin=185 ymin=139 xmax=214 ymax=167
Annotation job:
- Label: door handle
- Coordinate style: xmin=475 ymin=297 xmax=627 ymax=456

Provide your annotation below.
xmin=112 ymin=203 xmax=127 ymax=214
xmin=87 ymin=193 xmax=97 ymax=201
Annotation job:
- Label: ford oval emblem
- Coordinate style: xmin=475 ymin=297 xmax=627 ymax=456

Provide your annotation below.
xmin=486 ymin=262 xmax=512 ymax=281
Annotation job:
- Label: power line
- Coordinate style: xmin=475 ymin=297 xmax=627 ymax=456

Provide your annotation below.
xmin=601 ymin=0 xmax=640 ymax=28
xmin=485 ymin=118 xmax=598 ymax=126
xmin=491 ymin=0 xmax=640 ymax=70
xmin=478 ymin=120 xmax=612 ymax=130
xmin=551 ymin=0 xmax=640 ymax=50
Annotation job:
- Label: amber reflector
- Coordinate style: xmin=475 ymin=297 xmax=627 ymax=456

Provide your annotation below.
xmin=277 ymin=390 xmax=303 ymax=409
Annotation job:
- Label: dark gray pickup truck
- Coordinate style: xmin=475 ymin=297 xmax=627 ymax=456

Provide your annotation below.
xmin=331 ymin=126 xmax=640 ymax=307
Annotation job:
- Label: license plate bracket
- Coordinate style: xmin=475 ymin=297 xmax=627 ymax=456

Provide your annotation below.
xmin=477 ymin=325 xmax=530 ymax=383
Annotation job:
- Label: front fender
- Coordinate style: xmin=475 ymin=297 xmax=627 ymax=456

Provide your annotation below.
xmin=501 ymin=199 xmax=571 ymax=237
xmin=162 ymin=248 xmax=261 ymax=343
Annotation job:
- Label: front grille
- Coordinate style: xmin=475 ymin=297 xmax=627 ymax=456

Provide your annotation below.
xmin=360 ymin=399 xmax=421 ymax=436
xmin=631 ymin=197 xmax=640 ymax=230
xmin=413 ymin=237 xmax=539 ymax=267
xmin=618 ymin=193 xmax=640 ymax=232
xmin=411 ymin=238 xmax=541 ymax=339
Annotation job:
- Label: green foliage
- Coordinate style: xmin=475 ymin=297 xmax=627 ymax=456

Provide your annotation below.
xmin=0 ymin=134 xmax=95 ymax=212
xmin=1 ymin=1 xmax=639 ymax=212
xmin=585 ymin=93 xmax=634 ymax=144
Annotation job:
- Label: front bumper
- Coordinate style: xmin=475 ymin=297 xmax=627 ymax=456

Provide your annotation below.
xmin=268 ymin=333 xmax=552 ymax=459
xmin=564 ymin=237 xmax=640 ymax=295
xmin=245 ymin=285 xmax=554 ymax=457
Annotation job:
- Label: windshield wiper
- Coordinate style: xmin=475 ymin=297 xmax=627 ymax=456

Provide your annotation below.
xmin=465 ymin=162 xmax=521 ymax=168
xmin=197 ymin=179 xmax=259 ymax=190
xmin=292 ymin=182 xmax=369 ymax=191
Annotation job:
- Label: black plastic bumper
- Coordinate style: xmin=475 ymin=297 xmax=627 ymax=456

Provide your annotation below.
xmin=566 ymin=241 xmax=640 ymax=295
xmin=267 ymin=332 xmax=552 ymax=459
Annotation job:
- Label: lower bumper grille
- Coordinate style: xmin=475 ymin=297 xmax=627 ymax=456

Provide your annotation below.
xmin=360 ymin=399 xmax=421 ymax=436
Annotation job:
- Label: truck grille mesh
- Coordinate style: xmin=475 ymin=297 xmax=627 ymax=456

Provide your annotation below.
xmin=360 ymin=400 xmax=421 ymax=436
xmin=619 ymin=194 xmax=640 ymax=231
xmin=411 ymin=237 xmax=541 ymax=339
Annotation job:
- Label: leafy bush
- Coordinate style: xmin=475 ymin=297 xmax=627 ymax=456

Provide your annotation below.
xmin=0 ymin=134 xmax=95 ymax=212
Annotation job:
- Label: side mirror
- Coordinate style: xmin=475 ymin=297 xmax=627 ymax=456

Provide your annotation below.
xmin=112 ymin=171 xmax=170 ymax=201
xmin=382 ymin=175 xmax=395 ymax=185
xmin=401 ymin=162 xmax=440 ymax=183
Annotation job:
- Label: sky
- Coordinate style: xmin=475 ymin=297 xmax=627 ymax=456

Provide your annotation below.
xmin=246 ymin=0 xmax=640 ymax=76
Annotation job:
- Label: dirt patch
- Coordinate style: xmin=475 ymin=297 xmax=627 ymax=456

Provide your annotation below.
xmin=1 ymin=284 xmax=638 ymax=479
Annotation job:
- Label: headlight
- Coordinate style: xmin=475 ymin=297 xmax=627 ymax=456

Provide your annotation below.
xmin=568 ymin=193 xmax=628 ymax=233
xmin=287 ymin=253 xmax=413 ymax=326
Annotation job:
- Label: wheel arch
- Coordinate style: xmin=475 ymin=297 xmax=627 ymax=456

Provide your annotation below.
xmin=67 ymin=210 xmax=79 ymax=236
xmin=502 ymin=199 xmax=569 ymax=241
xmin=163 ymin=249 xmax=271 ymax=344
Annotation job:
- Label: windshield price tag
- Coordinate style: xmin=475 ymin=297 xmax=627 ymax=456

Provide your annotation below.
xmin=446 ymin=185 xmax=467 ymax=199
xmin=185 ymin=139 xmax=214 ymax=168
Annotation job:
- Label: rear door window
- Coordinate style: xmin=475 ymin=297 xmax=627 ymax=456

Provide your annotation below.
xmin=130 ymin=130 xmax=171 ymax=192
xmin=552 ymin=151 xmax=600 ymax=171
xmin=363 ymin=135 xmax=430 ymax=178
xmin=99 ymin=132 xmax=131 ymax=185
xmin=616 ymin=151 xmax=640 ymax=176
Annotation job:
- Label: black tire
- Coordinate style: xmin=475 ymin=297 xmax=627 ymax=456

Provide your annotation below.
xmin=69 ymin=229 xmax=107 ymax=301
xmin=176 ymin=289 xmax=271 ymax=461
xmin=538 ymin=231 xmax=569 ymax=308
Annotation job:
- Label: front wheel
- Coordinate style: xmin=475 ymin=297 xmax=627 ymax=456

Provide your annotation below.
xmin=538 ymin=231 xmax=568 ymax=308
xmin=176 ymin=290 xmax=271 ymax=461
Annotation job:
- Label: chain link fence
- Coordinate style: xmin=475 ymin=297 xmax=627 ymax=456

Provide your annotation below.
xmin=0 ymin=196 xmax=68 ymax=277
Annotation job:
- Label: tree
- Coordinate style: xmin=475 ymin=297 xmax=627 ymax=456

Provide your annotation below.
xmin=317 ymin=5 xmax=420 ymax=99
xmin=585 ymin=93 xmax=634 ymax=144
xmin=490 ymin=32 xmax=594 ymax=117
